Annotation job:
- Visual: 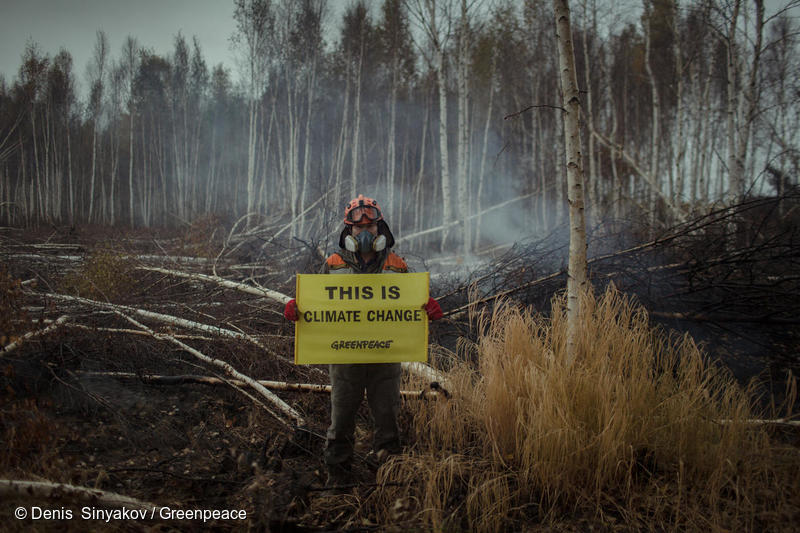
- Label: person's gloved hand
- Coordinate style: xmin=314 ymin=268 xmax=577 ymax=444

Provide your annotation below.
xmin=424 ymin=297 xmax=443 ymax=321
xmin=284 ymin=299 xmax=299 ymax=321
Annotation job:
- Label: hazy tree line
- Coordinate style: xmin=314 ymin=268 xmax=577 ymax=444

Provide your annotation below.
xmin=0 ymin=0 xmax=798 ymax=255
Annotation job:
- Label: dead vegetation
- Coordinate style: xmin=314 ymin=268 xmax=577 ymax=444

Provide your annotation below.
xmin=1 ymin=196 xmax=799 ymax=530
xmin=374 ymin=288 xmax=800 ymax=532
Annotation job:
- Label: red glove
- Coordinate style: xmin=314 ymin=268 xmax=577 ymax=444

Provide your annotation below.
xmin=284 ymin=299 xmax=299 ymax=321
xmin=424 ymin=297 xmax=443 ymax=321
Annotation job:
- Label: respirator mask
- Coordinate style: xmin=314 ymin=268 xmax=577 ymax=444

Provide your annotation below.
xmin=344 ymin=230 xmax=386 ymax=253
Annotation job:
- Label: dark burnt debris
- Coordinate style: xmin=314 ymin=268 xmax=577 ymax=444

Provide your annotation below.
xmin=1 ymin=192 xmax=799 ymax=530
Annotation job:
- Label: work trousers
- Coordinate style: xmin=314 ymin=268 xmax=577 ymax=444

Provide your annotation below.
xmin=325 ymin=362 xmax=402 ymax=467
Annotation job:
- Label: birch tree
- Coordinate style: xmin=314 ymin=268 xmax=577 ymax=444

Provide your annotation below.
xmin=87 ymin=31 xmax=108 ymax=223
xmin=554 ymin=0 xmax=588 ymax=366
xmin=233 ymin=0 xmax=274 ymax=224
xmin=121 ymin=36 xmax=139 ymax=226
xmin=407 ymin=0 xmax=454 ymax=251
xmin=378 ymin=0 xmax=415 ymax=216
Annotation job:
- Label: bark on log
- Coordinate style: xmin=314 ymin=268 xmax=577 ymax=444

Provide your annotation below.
xmin=76 ymin=371 xmax=442 ymax=398
xmin=65 ymin=323 xmax=215 ymax=341
xmin=2 ymin=315 xmax=69 ymax=354
xmin=0 ymin=479 xmax=154 ymax=509
xmin=32 ymin=287 xmax=446 ymax=389
xmin=38 ymin=291 xmax=275 ymax=352
xmin=114 ymin=312 xmax=305 ymax=427
xmin=715 ymin=418 xmax=800 ymax=427
xmin=136 ymin=266 xmax=290 ymax=304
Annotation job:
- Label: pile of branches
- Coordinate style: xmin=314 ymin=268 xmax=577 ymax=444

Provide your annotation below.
xmin=434 ymin=192 xmax=800 ymax=371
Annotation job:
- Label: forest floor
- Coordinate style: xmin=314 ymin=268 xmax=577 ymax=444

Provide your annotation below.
xmin=1 ymin=221 xmax=799 ymax=532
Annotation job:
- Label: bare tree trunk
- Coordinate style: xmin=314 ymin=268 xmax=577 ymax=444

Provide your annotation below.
xmin=734 ymin=0 xmax=764 ymax=199
xmin=351 ymin=39 xmax=365 ymax=199
xmin=387 ymin=55 xmax=399 ymax=214
xmin=554 ymin=0 xmax=588 ymax=367
xmin=66 ymin=112 xmax=73 ymax=225
xmin=435 ymin=45 xmax=451 ymax=252
xmin=582 ymin=0 xmax=598 ymax=225
xmin=672 ymin=2 xmax=686 ymax=208
xmin=89 ymin=121 xmax=97 ymax=223
xmin=726 ymin=0 xmax=742 ymax=201
xmin=246 ymin=96 xmax=259 ymax=222
xmin=476 ymin=49 xmax=495 ymax=249
xmin=299 ymin=57 xmax=317 ymax=237
xmin=456 ymin=0 xmax=471 ymax=257
xmin=644 ymin=6 xmax=660 ymax=230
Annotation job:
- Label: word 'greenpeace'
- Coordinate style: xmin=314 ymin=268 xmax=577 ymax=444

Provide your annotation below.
xmin=330 ymin=340 xmax=394 ymax=350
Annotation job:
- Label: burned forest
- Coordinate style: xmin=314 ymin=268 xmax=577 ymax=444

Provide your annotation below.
xmin=2 ymin=192 xmax=799 ymax=531
xmin=2 ymin=0 xmax=800 ymax=531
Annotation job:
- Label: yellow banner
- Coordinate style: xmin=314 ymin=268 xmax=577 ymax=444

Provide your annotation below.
xmin=294 ymin=272 xmax=430 ymax=364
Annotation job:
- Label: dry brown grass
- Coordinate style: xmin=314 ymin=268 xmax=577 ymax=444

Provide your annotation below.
xmin=0 ymin=265 xmax=30 ymax=345
xmin=59 ymin=247 xmax=135 ymax=301
xmin=378 ymin=286 xmax=799 ymax=531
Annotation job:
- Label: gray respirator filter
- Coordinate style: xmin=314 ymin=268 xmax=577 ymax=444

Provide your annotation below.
xmin=344 ymin=231 xmax=386 ymax=253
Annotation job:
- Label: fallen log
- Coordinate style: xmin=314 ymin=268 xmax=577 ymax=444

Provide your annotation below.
xmin=136 ymin=265 xmax=291 ymax=304
xmin=2 ymin=315 xmax=69 ymax=354
xmin=37 ymin=291 xmax=275 ymax=352
xmin=32 ymin=290 xmax=447 ymax=388
xmin=76 ymin=371 xmax=442 ymax=398
xmin=114 ymin=312 xmax=305 ymax=427
xmin=0 ymin=479 xmax=154 ymax=510
xmin=64 ymin=323 xmax=215 ymax=341
xmin=402 ymin=361 xmax=448 ymax=389
xmin=715 ymin=418 xmax=800 ymax=427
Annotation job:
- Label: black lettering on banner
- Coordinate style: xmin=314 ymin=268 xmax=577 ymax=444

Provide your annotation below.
xmin=380 ymin=285 xmax=400 ymax=299
xmin=324 ymin=285 xmax=376 ymax=300
xmin=365 ymin=308 xmax=423 ymax=322
xmin=330 ymin=339 xmax=395 ymax=350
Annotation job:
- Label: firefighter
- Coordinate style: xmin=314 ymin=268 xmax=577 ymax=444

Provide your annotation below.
xmin=283 ymin=194 xmax=442 ymax=486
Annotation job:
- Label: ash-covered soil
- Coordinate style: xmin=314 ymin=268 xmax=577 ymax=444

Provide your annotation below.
xmin=2 ymin=210 xmax=798 ymax=531
xmin=0 ymin=225 xmax=429 ymax=532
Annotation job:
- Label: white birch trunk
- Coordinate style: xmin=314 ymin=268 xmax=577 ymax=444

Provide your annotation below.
xmin=89 ymin=122 xmax=97 ymax=222
xmin=456 ymin=0 xmax=470 ymax=257
xmin=0 ymin=480 xmax=154 ymax=509
xmin=644 ymin=9 xmax=660 ymax=229
xmin=672 ymin=2 xmax=686 ymax=207
xmin=387 ymin=57 xmax=398 ymax=215
xmin=726 ymin=0 xmax=742 ymax=201
xmin=554 ymin=0 xmax=589 ymax=367
xmin=351 ymin=41 xmax=365 ymax=199
xmin=475 ymin=51 xmax=495 ymax=249
xmin=435 ymin=47 xmax=452 ymax=252
xmin=582 ymin=0 xmax=598 ymax=224
xmin=734 ymin=0 xmax=764 ymax=199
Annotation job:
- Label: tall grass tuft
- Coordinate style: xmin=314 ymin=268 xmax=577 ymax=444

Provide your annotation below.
xmin=379 ymin=286 xmax=799 ymax=531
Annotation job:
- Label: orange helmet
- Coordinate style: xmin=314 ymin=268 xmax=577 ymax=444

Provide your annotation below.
xmin=343 ymin=194 xmax=383 ymax=225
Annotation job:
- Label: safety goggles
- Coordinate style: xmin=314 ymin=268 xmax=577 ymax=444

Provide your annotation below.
xmin=346 ymin=205 xmax=381 ymax=224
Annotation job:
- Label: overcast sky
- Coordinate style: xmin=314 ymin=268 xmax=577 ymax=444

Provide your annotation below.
xmin=0 ymin=0 xmax=239 ymax=93
xmin=1 ymin=0 xmax=795 ymax=96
